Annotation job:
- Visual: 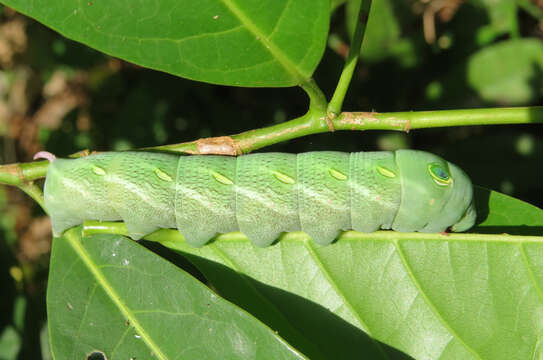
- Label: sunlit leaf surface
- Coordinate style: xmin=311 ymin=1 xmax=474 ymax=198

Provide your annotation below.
xmin=154 ymin=188 xmax=543 ymax=359
xmin=3 ymin=0 xmax=329 ymax=86
xmin=47 ymin=229 xmax=305 ymax=360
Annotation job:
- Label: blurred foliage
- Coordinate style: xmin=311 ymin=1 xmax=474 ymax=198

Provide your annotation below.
xmin=0 ymin=1 xmax=542 ymax=358
xmin=467 ymin=38 xmax=543 ymax=104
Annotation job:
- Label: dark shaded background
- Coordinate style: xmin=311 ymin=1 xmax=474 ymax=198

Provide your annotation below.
xmin=0 ymin=1 xmax=542 ymax=358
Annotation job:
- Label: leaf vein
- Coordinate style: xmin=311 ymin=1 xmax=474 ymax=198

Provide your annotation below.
xmin=519 ymin=243 xmax=543 ymax=355
xmin=70 ymin=283 xmax=98 ymax=359
xmin=302 ymin=240 xmax=390 ymax=360
xmin=394 ymin=239 xmax=484 ymax=360
xmin=219 ymin=0 xmax=306 ymax=82
xmin=66 ymin=232 xmax=168 ymax=360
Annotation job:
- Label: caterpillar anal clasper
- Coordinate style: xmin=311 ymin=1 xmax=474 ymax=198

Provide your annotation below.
xmin=43 ymin=150 xmax=477 ymax=247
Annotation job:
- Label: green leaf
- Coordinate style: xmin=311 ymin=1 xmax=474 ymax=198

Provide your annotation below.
xmin=467 ymin=39 xmax=543 ymax=105
xmin=471 ymin=0 xmax=518 ymax=41
xmin=347 ymin=0 xmax=419 ymax=67
xmin=474 ymin=186 xmax=543 ymax=234
xmin=47 ymin=229 xmax=306 ymax=360
xmin=330 ymin=0 xmax=347 ymax=13
xmin=40 ymin=324 xmax=52 ymax=360
xmin=0 ymin=326 xmax=21 ymax=360
xmin=2 ymin=0 xmax=329 ymax=87
xmin=355 ymin=0 xmax=400 ymax=61
xmin=152 ymin=189 xmax=543 ymax=359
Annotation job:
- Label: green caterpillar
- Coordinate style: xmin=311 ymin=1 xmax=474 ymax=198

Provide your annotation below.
xmin=42 ymin=150 xmax=476 ymax=247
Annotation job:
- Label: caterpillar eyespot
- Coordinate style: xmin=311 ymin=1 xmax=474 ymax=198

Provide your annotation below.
xmin=428 ymin=163 xmax=453 ymax=186
xmin=43 ymin=150 xmax=476 ymax=247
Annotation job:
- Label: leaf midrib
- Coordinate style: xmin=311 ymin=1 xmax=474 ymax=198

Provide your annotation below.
xmin=195 ymin=230 xmax=543 ymax=244
xmin=66 ymin=231 xmax=167 ymax=360
xmin=219 ymin=0 xmax=306 ymax=82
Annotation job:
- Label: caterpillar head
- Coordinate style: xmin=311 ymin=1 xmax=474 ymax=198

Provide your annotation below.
xmin=392 ymin=150 xmax=476 ymax=233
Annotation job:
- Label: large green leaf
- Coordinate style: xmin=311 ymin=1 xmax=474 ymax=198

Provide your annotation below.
xmin=351 ymin=0 xmax=400 ymax=61
xmin=0 ymin=326 xmax=21 ymax=360
xmin=47 ymin=229 xmax=306 ymax=360
xmin=151 ymin=188 xmax=543 ymax=360
xmin=346 ymin=0 xmax=419 ymax=68
xmin=468 ymin=39 xmax=543 ymax=105
xmin=471 ymin=0 xmax=518 ymax=41
xmin=1 ymin=0 xmax=329 ymax=87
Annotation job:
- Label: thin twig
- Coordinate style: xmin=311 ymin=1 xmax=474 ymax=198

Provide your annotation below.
xmin=327 ymin=0 xmax=372 ymax=116
xmin=151 ymin=106 xmax=543 ymax=155
xmin=18 ymin=182 xmax=46 ymax=213
xmin=2 ymin=106 xmax=542 ymax=184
